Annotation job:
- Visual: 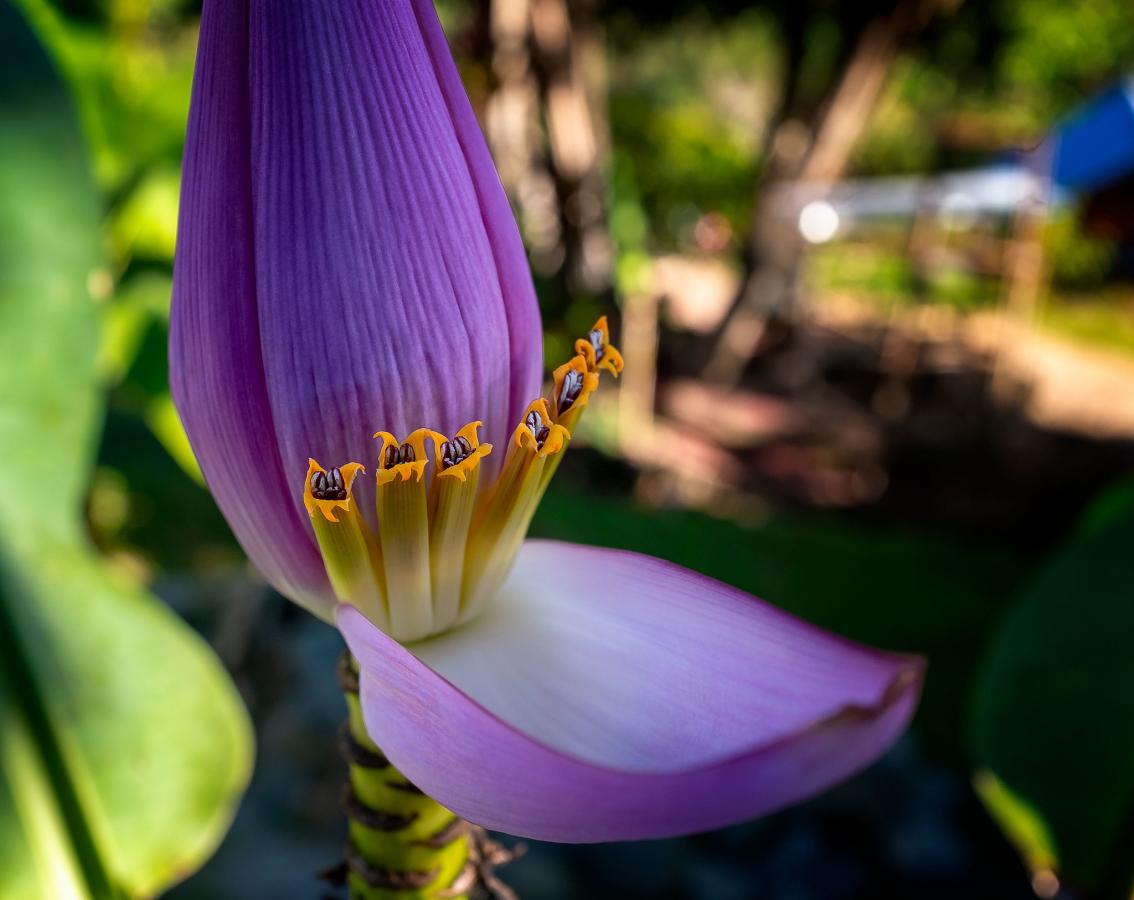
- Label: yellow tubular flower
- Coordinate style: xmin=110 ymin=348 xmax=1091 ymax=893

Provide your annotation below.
xmin=428 ymin=422 xmax=492 ymax=632
xmin=575 ymin=315 xmax=624 ymax=379
xmin=300 ymin=319 xmax=621 ymax=644
xmin=302 ymin=460 xmax=388 ymax=632
xmin=461 ymin=399 xmax=570 ymax=622
xmin=549 ymin=354 xmax=599 ymax=434
xmin=373 ymin=428 xmax=442 ymax=642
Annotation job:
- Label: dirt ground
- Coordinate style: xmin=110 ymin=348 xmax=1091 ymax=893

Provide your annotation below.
xmin=632 ymin=291 xmax=1134 ymax=549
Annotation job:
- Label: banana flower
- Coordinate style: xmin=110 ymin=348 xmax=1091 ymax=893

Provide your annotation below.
xmin=171 ymin=0 xmax=923 ymax=843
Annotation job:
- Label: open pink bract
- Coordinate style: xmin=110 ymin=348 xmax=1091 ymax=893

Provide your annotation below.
xmin=339 ymin=542 xmax=922 ymax=841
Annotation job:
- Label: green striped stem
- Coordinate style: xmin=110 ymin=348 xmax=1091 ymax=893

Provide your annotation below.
xmin=336 ymin=652 xmax=519 ymax=899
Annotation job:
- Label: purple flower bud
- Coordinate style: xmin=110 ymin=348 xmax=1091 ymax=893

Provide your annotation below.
xmin=170 ymin=0 xmax=541 ymax=617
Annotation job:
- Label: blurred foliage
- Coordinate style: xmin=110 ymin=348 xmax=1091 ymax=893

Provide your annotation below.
xmin=970 ymin=479 xmax=1134 ymax=893
xmin=16 ymin=0 xmax=195 ymax=484
xmin=805 ymin=212 xmax=1128 ymax=333
xmin=1077 ymin=473 xmax=1134 ymax=537
xmin=806 ymin=239 xmax=1003 ymax=312
xmin=607 ymin=9 xmax=777 ymax=250
xmin=606 ymin=0 xmax=1134 ymax=252
xmin=1044 ymin=210 xmax=1118 ymax=289
xmin=0 ymin=7 xmax=251 ymax=897
xmin=608 ymin=0 xmax=1134 ymax=355
xmin=9 ymin=0 xmax=1134 ymax=896
xmin=859 ymin=0 xmax=1134 ymax=170
xmin=17 ymin=0 xmax=196 ymax=193
xmin=994 ymin=0 xmax=1134 ymax=118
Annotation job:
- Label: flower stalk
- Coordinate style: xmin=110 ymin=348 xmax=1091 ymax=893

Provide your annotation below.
xmin=337 ymin=652 xmax=473 ymax=899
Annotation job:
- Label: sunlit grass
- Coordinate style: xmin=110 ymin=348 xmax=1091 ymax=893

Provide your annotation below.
xmin=1038 ymin=290 xmax=1134 ymax=356
xmin=807 ymin=242 xmax=1134 ymax=357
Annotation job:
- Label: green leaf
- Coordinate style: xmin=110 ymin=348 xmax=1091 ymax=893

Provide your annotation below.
xmin=1076 ymin=473 xmax=1134 ymax=540
xmin=15 ymin=0 xmax=197 ymax=193
xmin=972 ymin=769 xmax=1058 ymax=876
xmin=970 ymin=500 xmax=1134 ymax=892
xmin=0 ymin=7 xmax=252 ymax=898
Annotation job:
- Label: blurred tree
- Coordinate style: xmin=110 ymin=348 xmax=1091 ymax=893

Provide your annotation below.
xmin=703 ymin=0 xmax=957 ymax=383
xmin=476 ymin=0 xmax=614 ymax=307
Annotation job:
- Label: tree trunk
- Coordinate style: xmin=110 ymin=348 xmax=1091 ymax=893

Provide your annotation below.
xmin=704 ymin=0 xmax=953 ymax=384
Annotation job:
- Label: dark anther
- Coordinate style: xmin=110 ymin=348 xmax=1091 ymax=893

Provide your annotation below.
xmin=557 ymin=368 xmax=584 ymax=414
xmin=311 ymin=466 xmax=348 ymax=501
xmin=383 ymin=442 xmax=416 ymax=469
xmin=440 ymin=435 xmax=475 ymax=470
xmin=525 ymin=410 xmax=551 ymax=449
xmin=588 ymin=328 xmax=605 ymax=362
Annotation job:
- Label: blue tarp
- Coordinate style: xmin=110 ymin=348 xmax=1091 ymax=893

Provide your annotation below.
xmin=1050 ymin=79 xmax=1134 ymax=192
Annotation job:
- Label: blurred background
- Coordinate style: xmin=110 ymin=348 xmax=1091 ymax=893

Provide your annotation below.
xmin=2 ymin=0 xmax=1133 ymax=897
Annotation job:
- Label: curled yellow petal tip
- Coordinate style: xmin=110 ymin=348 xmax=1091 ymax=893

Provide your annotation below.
xmin=575 ymin=315 xmax=624 ymax=378
xmin=514 ymin=399 xmax=570 ymax=457
xmin=550 ymin=354 xmax=599 ymax=426
xmin=303 ymin=458 xmax=365 ymax=523
xmin=435 ymin=421 xmax=493 ymax=482
xmin=374 ymin=427 xmax=441 ymax=485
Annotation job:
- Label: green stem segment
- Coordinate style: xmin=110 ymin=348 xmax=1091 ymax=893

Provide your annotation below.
xmin=337 ymin=652 xmax=474 ymax=900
